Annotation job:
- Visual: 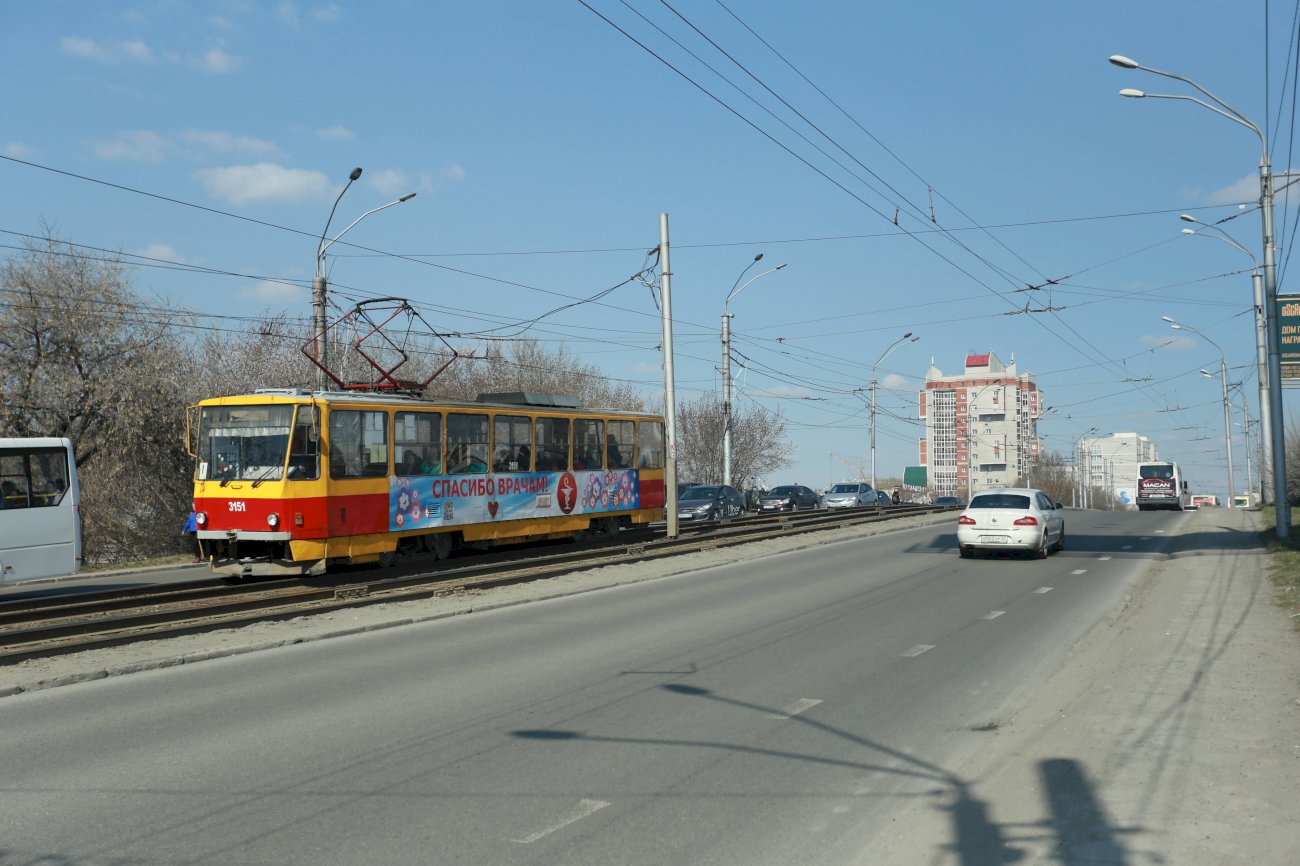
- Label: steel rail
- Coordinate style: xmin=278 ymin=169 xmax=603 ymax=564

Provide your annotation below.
xmin=0 ymin=504 xmax=948 ymax=663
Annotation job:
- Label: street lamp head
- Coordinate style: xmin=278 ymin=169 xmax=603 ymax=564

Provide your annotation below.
xmin=1179 ymin=213 xmax=1198 ymax=223
xmin=1200 ymin=369 xmax=1214 ymax=377
xmin=774 ymin=263 xmax=788 ymax=270
xmin=753 ymin=253 xmax=764 ymax=262
xmin=1161 ymin=315 xmax=1176 ymax=323
xmin=348 ymin=167 xmax=363 ymax=181
xmin=1119 ymin=88 xmax=1146 ymax=98
xmin=1170 ymin=324 xmax=1184 ymax=331
xmin=1109 ymin=54 xmax=1140 ymax=69
xmin=398 ymin=192 xmax=417 ymax=202
xmin=1182 ymin=228 xmax=1197 ymax=235
xmin=902 ymin=332 xmax=913 ymax=339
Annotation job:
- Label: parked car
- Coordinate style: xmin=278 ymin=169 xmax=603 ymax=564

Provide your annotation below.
xmin=758 ymin=484 xmax=820 ymax=512
xmin=871 ymin=488 xmax=893 ymax=506
xmin=932 ymin=496 xmax=966 ymax=508
xmin=956 ymin=487 xmax=1065 ymax=559
xmin=677 ymin=484 xmax=746 ymax=522
xmin=822 ymin=482 xmax=876 ymax=509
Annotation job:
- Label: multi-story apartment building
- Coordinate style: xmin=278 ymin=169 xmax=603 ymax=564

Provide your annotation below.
xmin=919 ymin=351 xmax=1043 ymax=499
xmin=1078 ymin=432 xmax=1159 ymax=507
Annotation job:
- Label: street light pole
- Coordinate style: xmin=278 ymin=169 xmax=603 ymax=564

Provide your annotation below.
xmin=1111 ymin=54 xmax=1289 ymax=537
xmin=1072 ymin=427 xmax=1098 ymax=508
xmin=722 ymin=259 xmax=787 ymax=487
xmin=870 ymin=332 xmax=918 ymax=491
xmin=1180 ymin=218 xmax=1272 ymax=504
xmin=1165 ymin=316 xmax=1235 ymax=508
xmin=313 ymin=168 xmax=416 ymax=389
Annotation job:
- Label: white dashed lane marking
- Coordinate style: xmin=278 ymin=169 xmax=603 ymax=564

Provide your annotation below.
xmin=1121 ymin=545 xmax=1134 ymax=550
xmin=1098 ymin=556 xmax=1112 ymax=561
xmin=1034 ymin=587 xmax=1053 ymax=594
xmin=1139 ymin=537 xmax=1151 ymax=541
xmin=981 ymin=610 xmax=1006 ymax=620
xmin=766 ymin=698 xmax=822 ymax=719
xmin=900 ymin=644 xmax=935 ymax=657
xmin=512 ymin=799 xmax=610 ymax=844
xmin=1070 ymin=569 xmax=1087 ymax=575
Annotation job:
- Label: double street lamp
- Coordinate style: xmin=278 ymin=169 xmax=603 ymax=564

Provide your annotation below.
xmin=1179 ymin=215 xmax=1272 ymax=503
xmin=1111 ymin=53 xmax=1289 ymax=537
xmin=869 ymin=332 xmax=918 ymax=491
xmin=1072 ymin=427 xmax=1100 ymax=509
xmin=312 ymin=166 xmax=417 ymax=387
xmin=1163 ymin=316 xmax=1235 ymax=508
xmin=721 ymin=256 xmax=787 ymax=487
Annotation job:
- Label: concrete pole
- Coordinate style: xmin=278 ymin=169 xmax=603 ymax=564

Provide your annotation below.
xmin=660 ymin=213 xmax=679 ymax=539
xmin=721 ymin=312 xmax=732 ymax=487
xmin=1251 ymin=269 xmax=1273 ymax=503
xmin=1260 ymin=161 xmax=1291 ymax=537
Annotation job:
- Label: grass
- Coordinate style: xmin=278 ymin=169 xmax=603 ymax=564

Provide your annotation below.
xmin=1260 ymin=506 xmax=1300 ymax=630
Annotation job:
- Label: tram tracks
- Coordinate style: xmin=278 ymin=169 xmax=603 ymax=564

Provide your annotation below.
xmin=0 ymin=505 xmax=946 ymax=663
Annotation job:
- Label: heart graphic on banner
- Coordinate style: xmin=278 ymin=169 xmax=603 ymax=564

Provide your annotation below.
xmin=487 ymin=500 xmax=499 ymax=518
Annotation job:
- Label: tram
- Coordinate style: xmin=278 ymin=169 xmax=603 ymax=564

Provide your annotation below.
xmin=190 ymin=389 xmax=666 ymax=578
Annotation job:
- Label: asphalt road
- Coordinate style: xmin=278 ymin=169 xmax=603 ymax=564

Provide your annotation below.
xmin=0 ymin=509 xmax=1187 ymax=865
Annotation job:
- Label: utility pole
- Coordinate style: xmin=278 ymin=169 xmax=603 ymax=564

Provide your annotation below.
xmin=660 ymin=213 xmax=679 ymax=538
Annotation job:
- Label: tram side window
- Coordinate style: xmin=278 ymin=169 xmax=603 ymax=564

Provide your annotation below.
xmin=287 ymin=406 xmax=321 ymax=480
xmin=574 ymin=419 xmax=604 ymax=470
xmin=638 ymin=420 xmax=664 ymax=469
xmin=447 ymin=413 xmax=489 ymax=474
xmin=395 ymin=411 xmax=442 ymax=476
xmin=329 ymin=410 xmax=390 ymax=478
xmin=607 ymin=420 xmax=634 ymax=470
xmin=493 ymin=414 xmax=532 ymax=472
xmin=535 ymin=417 xmax=570 ymax=472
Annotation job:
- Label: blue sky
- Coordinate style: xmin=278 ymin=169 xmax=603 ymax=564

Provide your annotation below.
xmin=4 ymin=1 xmax=1296 ymax=500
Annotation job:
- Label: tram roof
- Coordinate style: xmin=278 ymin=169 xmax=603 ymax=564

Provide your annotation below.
xmin=198 ymin=388 xmax=656 ymax=417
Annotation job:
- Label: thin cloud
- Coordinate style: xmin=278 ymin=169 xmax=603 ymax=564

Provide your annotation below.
xmin=133 ymin=243 xmax=191 ymax=265
xmin=194 ymin=47 xmax=242 ymax=74
xmin=196 ymin=163 xmax=332 ymax=204
xmin=61 ymin=36 xmax=154 ymax=63
xmin=367 ymin=169 xmax=413 ymax=197
xmin=239 ymin=279 xmax=302 ymax=303
xmin=90 ymin=130 xmax=169 ymax=162
xmin=3 ymin=142 xmax=38 ymax=159
xmin=317 ymin=125 xmax=355 ymax=141
xmin=179 ymin=129 xmax=277 ymax=156
xmin=881 ymin=373 xmax=911 ymax=390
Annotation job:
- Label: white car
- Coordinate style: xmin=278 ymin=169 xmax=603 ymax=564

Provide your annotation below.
xmin=956 ymin=488 xmax=1065 ymax=559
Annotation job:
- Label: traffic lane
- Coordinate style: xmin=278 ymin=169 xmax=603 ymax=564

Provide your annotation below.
xmin=0 ymin=563 xmax=211 ymax=602
xmin=0 ymin=514 xmax=1180 ymax=865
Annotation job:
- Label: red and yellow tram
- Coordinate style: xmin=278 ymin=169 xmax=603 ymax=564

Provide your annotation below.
xmin=190 ymin=389 xmax=666 ymax=577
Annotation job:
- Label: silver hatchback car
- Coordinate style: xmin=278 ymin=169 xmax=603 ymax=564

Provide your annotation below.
xmin=956 ymin=488 xmax=1065 ymax=559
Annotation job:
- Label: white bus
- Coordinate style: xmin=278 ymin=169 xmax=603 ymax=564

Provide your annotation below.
xmin=0 ymin=438 xmax=82 ymax=583
xmin=1135 ymin=461 xmax=1191 ymax=511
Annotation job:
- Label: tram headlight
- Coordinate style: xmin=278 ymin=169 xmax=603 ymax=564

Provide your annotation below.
xmin=267 ymin=512 xmax=280 ymax=529
xmin=195 ymin=511 xmax=207 ymax=527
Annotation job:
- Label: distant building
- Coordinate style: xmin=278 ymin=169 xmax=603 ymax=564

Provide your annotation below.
xmin=919 ymin=351 xmax=1043 ymax=498
xmin=1079 ymin=432 xmax=1158 ymax=508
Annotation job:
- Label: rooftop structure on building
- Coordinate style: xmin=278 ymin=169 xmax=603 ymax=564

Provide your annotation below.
xmin=918 ymin=350 xmax=1044 ymax=499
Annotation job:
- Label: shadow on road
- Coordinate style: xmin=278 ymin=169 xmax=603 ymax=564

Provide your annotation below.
xmin=514 ymin=683 xmax=1142 ymax=864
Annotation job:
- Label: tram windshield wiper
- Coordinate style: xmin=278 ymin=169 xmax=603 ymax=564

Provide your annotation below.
xmin=250 ymin=465 xmax=283 ymax=488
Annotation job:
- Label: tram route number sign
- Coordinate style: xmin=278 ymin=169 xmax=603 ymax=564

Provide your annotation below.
xmin=1278 ymin=295 xmax=1300 ymax=384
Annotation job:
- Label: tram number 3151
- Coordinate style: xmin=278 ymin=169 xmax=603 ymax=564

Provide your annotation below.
xmin=228 ymin=501 xmax=247 ymax=512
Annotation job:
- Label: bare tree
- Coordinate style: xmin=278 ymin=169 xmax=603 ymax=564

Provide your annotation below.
xmin=676 ymin=393 xmax=793 ymax=489
xmin=192 ymin=315 xmax=314 ymax=399
xmin=427 ymin=338 xmax=644 ymax=410
xmin=1022 ymin=450 xmax=1075 ymax=506
xmin=0 ymin=231 xmax=193 ymax=563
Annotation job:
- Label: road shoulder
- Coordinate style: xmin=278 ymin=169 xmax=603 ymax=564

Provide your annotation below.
xmin=866 ymin=506 xmax=1300 ymax=864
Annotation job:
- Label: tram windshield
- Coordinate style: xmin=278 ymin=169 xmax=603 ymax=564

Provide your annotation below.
xmin=198 ymin=405 xmax=294 ymax=482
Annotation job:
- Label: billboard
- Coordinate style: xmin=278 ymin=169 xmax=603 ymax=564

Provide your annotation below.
xmin=1277 ymin=295 xmax=1300 ymax=384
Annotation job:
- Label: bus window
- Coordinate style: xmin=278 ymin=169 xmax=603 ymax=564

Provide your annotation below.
xmin=535 ymin=417 xmax=570 ymax=472
xmin=493 ymin=415 xmax=531 ymax=473
xmin=574 ymin=419 xmax=604 ymax=470
xmin=0 ymin=439 xmax=81 ymax=583
xmin=447 ymin=413 xmax=489 ymax=474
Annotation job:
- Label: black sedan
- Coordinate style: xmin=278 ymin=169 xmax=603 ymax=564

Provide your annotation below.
xmin=932 ymin=495 xmax=966 ymax=508
xmin=757 ymin=484 xmax=820 ymax=512
xmin=677 ymin=484 xmax=746 ymax=521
